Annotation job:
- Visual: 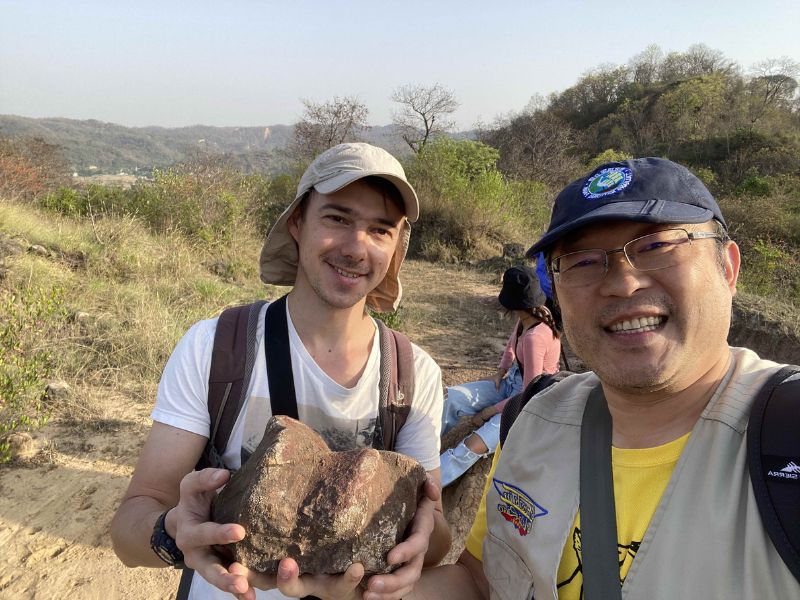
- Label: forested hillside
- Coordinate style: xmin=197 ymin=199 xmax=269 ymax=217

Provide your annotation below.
xmin=480 ymin=44 xmax=799 ymax=187
xmin=0 ymin=116 xmax=293 ymax=175
xmin=0 ymin=116 xmax=414 ymax=175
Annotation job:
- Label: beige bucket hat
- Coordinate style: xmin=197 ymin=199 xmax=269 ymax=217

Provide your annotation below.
xmin=259 ymin=142 xmax=420 ymax=313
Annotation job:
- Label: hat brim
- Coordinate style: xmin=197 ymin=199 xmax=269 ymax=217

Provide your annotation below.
xmin=526 ymin=199 xmax=716 ymax=258
xmin=259 ymin=200 xmax=302 ymax=287
xmin=313 ymin=171 xmax=419 ymax=223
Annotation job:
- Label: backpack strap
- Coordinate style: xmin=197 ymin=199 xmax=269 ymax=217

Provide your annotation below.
xmin=261 ymin=298 xmax=416 ymax=452
xmin=747 ymin=365 xmax=800 ymax=582
xmin=499 ymin=371 xmax=572 ymax=448
xmin=197 ymin=300 xmax=266 ymax=470
xmin=375 ymin=319 xmax=415 ymax=452
xmin=264 ymin=295 xmax=298 ymax=419
xmin=579 ymin=384 xmax=623 ymax=600
xmin=175 ymin=569 xmax=193 ymax=600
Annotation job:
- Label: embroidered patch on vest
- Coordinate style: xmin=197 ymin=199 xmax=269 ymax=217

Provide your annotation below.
xmin=493 ymin=478 xmax=548 ymax=536
xmin=582 ymin=166 xmax=633 ymax=200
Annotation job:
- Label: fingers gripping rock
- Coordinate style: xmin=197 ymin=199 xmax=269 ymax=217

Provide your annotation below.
xmin=212 ymin=416 xmax=426 ymax=576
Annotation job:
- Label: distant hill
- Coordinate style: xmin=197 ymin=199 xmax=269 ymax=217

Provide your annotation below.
xmin=0 ymin=115 xmax=293 ymax=175
xmin=0 ymin=115 xmax=427 ymax=176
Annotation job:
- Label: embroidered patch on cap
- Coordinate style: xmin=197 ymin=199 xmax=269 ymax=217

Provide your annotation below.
xmin=582 ymin=166 xmax=633 ymax=200
xmin=493 ymin=478 xmax=548 ymax=536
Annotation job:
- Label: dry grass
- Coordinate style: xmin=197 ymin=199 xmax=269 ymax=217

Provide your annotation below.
xmin=0 ymin=201 xmax=277 ymax=401
xmin=1 ymin=199 xmax=518 ymax=433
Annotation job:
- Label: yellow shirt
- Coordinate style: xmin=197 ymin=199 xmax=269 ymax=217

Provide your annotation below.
xmin=466 ymin=434 xmax=690 ymax=599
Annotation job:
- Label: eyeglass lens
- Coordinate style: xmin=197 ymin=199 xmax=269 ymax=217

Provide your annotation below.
xmin=555 ymin=229 xmax=697 ymax=286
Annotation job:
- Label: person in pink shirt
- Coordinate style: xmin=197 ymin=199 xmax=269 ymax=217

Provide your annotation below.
xmin=440 ymin=265 xmax=561 ymax=486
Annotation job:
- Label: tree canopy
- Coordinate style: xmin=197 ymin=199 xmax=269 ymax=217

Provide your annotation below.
xmin=480 ymin=44 xmax=800 ymax=187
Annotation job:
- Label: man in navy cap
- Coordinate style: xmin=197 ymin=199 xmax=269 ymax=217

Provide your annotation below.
xmin=319 ymin=157 xmax=800 ymax=600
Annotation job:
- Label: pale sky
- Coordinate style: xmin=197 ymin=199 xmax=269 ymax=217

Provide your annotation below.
xmin=1 ymin=0 xmax=799 ymax=130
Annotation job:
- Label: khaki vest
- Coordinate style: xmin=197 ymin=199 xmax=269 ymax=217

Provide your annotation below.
xmin=483 ymin=347 xmax=800 ymax=600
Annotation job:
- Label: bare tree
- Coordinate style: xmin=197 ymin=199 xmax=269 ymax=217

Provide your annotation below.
xmin=628 ymin=44 xmax=664 ymax=87
xmin=522 ymin=93 xmax=548 ymax=114
xmin=479 ymin=110 xmax=580 ymax=186
xmin=291 ymin=96 xmax=369 ymax=160
xmin=391 ymin=83 xmax=459 ymax=153
xmin=747 ymin=57 xmax=800 ymax=126
xmin=659 ymin=44 xmax=735 ymax=83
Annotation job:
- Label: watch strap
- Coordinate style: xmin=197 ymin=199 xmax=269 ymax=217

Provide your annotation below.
xmin=150 ymin=510 xmax=185 ymax=568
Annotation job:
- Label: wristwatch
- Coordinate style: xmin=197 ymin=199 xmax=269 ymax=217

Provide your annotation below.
xmin=150 ymin=510 xmax=185 ymax=568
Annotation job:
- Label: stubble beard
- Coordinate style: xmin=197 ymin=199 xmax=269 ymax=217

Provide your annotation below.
xmin=309 ymin=277 xmax=368 ymax=310
xmin=310 ymin=255 xmax=373 ymax=311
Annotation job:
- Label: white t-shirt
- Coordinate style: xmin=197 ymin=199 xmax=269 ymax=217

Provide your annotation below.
xmin=152 ymin=301 xmax=443 ymax=600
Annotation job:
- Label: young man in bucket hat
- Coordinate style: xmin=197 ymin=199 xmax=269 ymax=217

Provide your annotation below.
xmin=111 ymin=143 xmax=451 ymax=600
xmin=318 ymin=156 xmax=800 ymax=600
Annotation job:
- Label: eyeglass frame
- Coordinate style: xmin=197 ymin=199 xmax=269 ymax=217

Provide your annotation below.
xmin=549 ymin=228 xmax=727 ymax=287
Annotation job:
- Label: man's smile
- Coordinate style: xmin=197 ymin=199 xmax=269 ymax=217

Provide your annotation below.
xmin=326 ymin=260 xmax=370 ymax=280
xmin=607 ymin=315 xmax=666 ymax=334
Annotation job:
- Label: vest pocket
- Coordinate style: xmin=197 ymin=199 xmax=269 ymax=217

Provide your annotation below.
xmin=483 ymin=533 xmax=535 ymax=600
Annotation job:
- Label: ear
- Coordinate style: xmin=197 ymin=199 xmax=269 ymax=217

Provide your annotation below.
xmin=723 ymin=240 xmax=741 ymax=295
xmin=287 ymin=208 xmax=302 ymax=243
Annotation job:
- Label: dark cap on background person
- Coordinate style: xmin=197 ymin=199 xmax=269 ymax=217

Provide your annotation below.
xmin=498 ymin=266 xmax=546 ymax=311
xmin=259 ymin=142 xmax=419 ymax=312
xmin=526 ymin=157 xmax=727 ymax=257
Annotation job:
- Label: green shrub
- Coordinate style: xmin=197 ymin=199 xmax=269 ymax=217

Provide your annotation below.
xmin=737 ymin=238 xmax=799 ymax=304
xmin=507 ymin=179 xmax=553 ymax=237
xmin=0 ymin=286 xmax=65 ymax=463
xmin=125 ymin=168 xmax=248 ymax=243
xmin=691 ymin=166 xmax=718 ymax=192
xmin=40 ymin=187 xmax=84 ymax=215
xmin=40 ymin=184 xmax=129 ymax=217
xmin=37 ymin=158 xmax=277 ymax=248
xmin=736 ymin=173 xmax=772 ymax=197
xmin=719 ymin=175 xmax=800 ymax=306
xmin=720 ymin=182 xmax=800 ymax=248
xmin=405 ymin=138 xmax=551 ymax=261
xmin=248 ymin=173 xmax=299 ymax=236
xmin=370 ymin=307 xmax=404 ymax=329
xmin=586 ymin=149 xmax=632 ymax=171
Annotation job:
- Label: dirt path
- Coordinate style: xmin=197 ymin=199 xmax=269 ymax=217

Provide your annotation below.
xmin=0 ymin=260 xmax=508 ymax=599
xmin=0 ymin=390 xmax=182 ymax=598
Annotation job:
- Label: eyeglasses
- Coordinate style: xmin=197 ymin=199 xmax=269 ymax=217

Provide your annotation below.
xmin=550 ymin=228 xmax=725 ymax=288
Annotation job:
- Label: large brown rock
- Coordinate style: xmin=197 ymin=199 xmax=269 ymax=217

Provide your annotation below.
xmin=212 ymin=416 xmax=426 ymax=575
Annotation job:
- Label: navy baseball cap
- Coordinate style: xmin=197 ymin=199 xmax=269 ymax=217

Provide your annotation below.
xmin=526 ymin=157 xmax=727 ymax=257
